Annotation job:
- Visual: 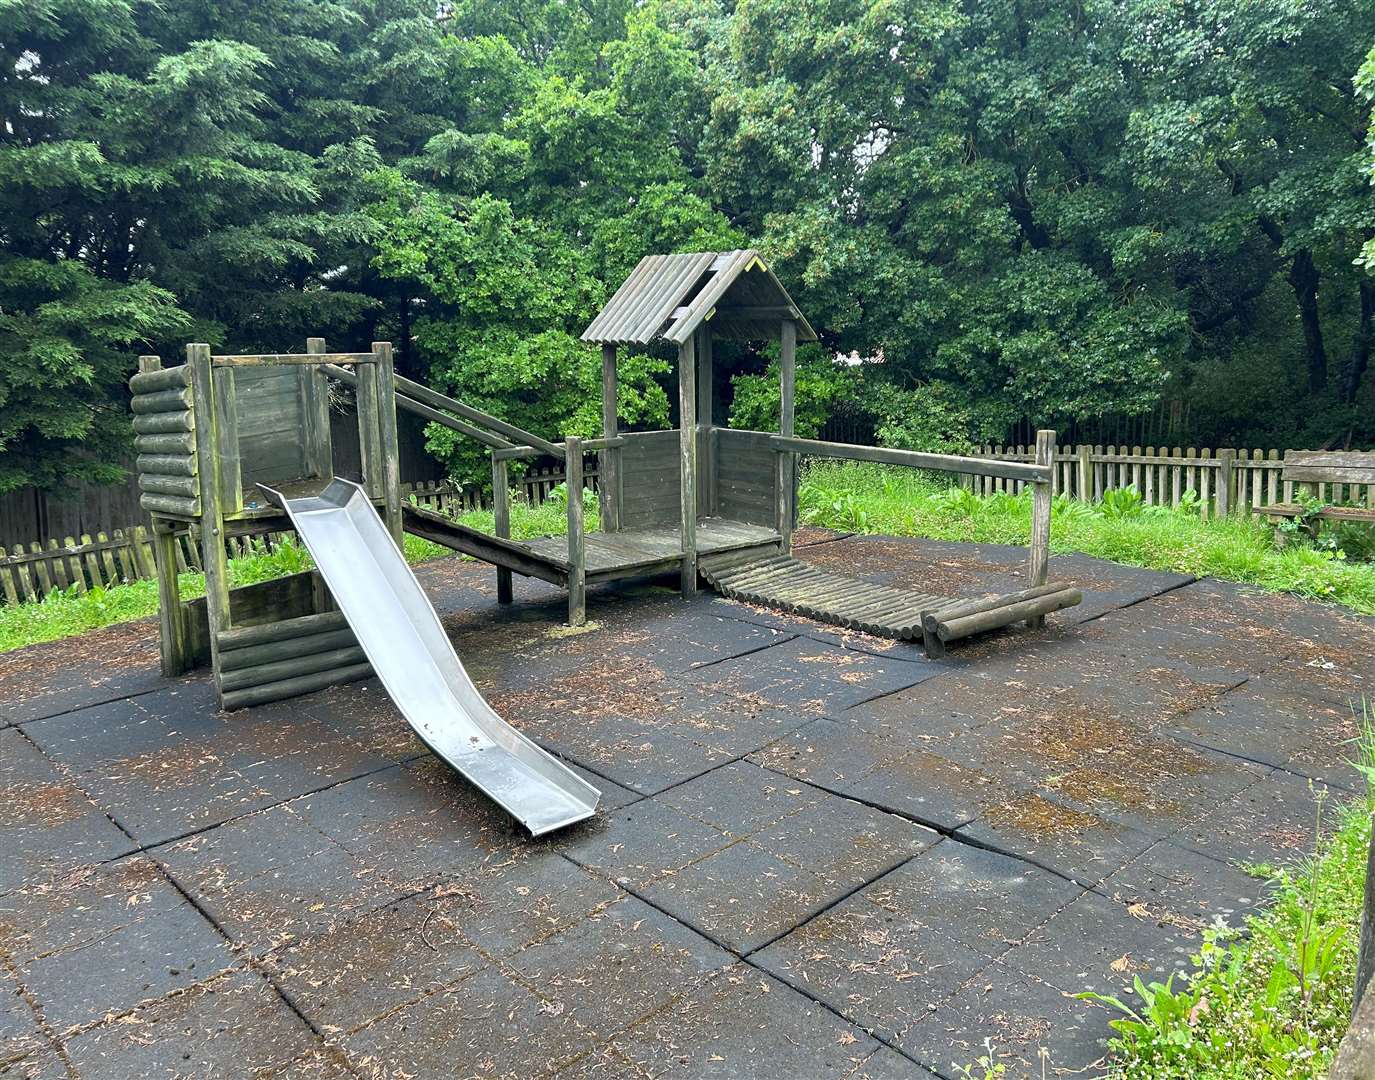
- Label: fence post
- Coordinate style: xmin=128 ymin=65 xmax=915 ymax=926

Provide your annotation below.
xmin=565 ymin=436 xmax=586 ymax=626
xmin=1216 ymin=449 xmax=1235 ymax=518
xmin=1076 ymin=444 xmax=1092 ymax=502
xmin=491 ymin=457 xmax=512 ymax=605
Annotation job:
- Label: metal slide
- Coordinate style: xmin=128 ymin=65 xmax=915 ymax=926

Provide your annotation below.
xmin=260 ymin=478 xmax=599 ymax=836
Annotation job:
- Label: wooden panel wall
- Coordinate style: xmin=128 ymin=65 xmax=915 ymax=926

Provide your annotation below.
xmin=234 ymin=367 xmax=309 ymax=487
xmin=714 ymin=428 xmax=777 ymax=527
xmin=619 ymin=430 xmax=682 ymax=529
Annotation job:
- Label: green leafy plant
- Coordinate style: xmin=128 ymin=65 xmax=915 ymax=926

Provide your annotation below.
xmin=952 ymin=1038 xmax=1008 ymax=1079
xmin=1099 ymin=485 xmax=1147 ymax=519
xmin=927 ymin=486 xmax=984 ymax=517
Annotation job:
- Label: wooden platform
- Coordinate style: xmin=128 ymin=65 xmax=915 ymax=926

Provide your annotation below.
xmin=700 ymin=552 xmax=1082 ymax=657
xmin=402 ymin=505 xmax=779 ymax=586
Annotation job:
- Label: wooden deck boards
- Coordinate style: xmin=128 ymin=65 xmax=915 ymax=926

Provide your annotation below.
xmin=700 ymin=552 xmax=1082 ymax=656
xmin=524 ymin=518 xmax=779 ymax=576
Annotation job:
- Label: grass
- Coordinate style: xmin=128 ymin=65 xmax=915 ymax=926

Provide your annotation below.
xmin=0 ymin=490 xmax=591 ymax=654
xmin=799 ymin=460 xmax=1375 ymax=615
xmin=1074 ymin=700 xmax=1375 ymax=1078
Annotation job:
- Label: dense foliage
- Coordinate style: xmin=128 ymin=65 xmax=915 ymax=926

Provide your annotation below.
xmin=3 ymin=0 xmax=1374 ymax=490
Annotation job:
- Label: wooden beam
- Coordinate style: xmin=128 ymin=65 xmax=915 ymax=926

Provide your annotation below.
xmin=770 ymin=436 xmax=1053 ymax=483
xmin=1026 ymin=429 xmax=1054 ymax=627
xmin=697 ymin=327 xmax=715 ymax=518
xmin=393 ymin=372 xmax=564 ymax=457
xmin=140 ymin=356 xmax=191 ymax=677
xmin=777 ymin=319 xmax=797 ymax=551
xmin=301 ymin=338 xmax=333 ymax=480
xmin=373 ymin=341 xmax=403 ymax=542
xmin=678 ymin=336 xmax=698 ymax=596
xmin=492 ymin=456 xmax=513 ymax=604
xmin=601 ymin=343 xmax=621 ymax=532
xmin=566 ymin=436 xmax=586 ymax=625
xmin=356 ymin=356 xmax=383 ymax=500
xmin=324 ymin=364 xmax=514 ymax=450
xmin=188 ymin=343 xmax=232 ymax=698
xmin=211 ymin=352 xmax=375 ymax=367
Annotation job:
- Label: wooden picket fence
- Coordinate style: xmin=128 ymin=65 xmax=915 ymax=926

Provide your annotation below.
xmin=0 ymin=468 xmax=596 ymax=605
xmin=965 ymin=444 xmax=1374 ymax=519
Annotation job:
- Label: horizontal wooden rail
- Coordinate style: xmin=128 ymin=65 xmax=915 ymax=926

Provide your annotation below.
xmin=393 ymin=373 xmax=564 ymax=457
xmin=213 ymin=352 xmax=376 ymax=367
xmin=771 ymin=435 xmax=1052 ymax=483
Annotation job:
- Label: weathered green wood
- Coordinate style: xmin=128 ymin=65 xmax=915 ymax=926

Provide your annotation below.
xmin=44 ymin=539 xmax=70 ymax=590
xmin=393 ymin=372 xmax=561 ymax=456
xmin=934 ymin=587 xmax=1082 ymax=643
xmin=356 ymin=357 xmax=383 ymax=500
xmin=1027 ymin=429 xmax=1054 ymax=627
xmin=136 ymin=454 xmax=197 ymax=477
xmin=217 ymin=628 xmax=358 ymax=672
xmin=140 ymin=493 xmax=201 ymax=518
xmin=129 ymin=364 xmax=190 ymax=393
xmin=219 ymin=661 xmax=373 ymax=711
xmin=777 ymin=318 xmax=797 ymax=551
xmin=678 ymin=337 xmax=698 ymax=596
xmin=492 ymin=457 xmax=513 ymax=603
xmin=132 ymin=410 xmax=194 ymax=434
xmin=60 ymin=534 xmax=87 ymax=595
xmin=301 ymin=338 xmax=333 ymax=479
xmin=373 ymin=341 xmax=404 ymax=541
xmin=600 ymin=343 xmax=621 ymax=532
xmin=129 ymin=525 xmax=157 ymax=580
xmin=213 ymin=351 xmax=374 ymax=367
xmin=696 ymin=326 xmax=715 ymax=518
xmin=135 ymin=431 xmax=196 ymax=455
xmin=95 ymin=530 xmax=119 ymax=584
xmin=218 ymin=644 xmax=369 ymax=692
xmin=1284 ymin=450 xmax=1375 ymax=486
xmin=131 ymin=387 xmax=193 ymax=413
xmin=566 ymin=435 xmax=587 ymax=625
xmin=151 ymin=523 xmax=191 ymax=675
xmin=139 ymin=473 xmax=199 ymax=498
xmin=189 ymin=342 xmax=232 ymax=698
xmin=217 ymin=608 xmax=352 ymax=649
xmin=28 ymin=542 xmax=52 ymax=595
xmin=771 ymin=435 xmax=1053 ymax=483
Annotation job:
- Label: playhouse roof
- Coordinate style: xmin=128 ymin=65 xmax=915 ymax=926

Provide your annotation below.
xmin=581 ymin=249 xmax=817 ymax=347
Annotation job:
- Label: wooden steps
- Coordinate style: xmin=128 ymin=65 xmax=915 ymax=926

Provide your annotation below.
xmin=700 ymin=553 xmax=1081 ymax=657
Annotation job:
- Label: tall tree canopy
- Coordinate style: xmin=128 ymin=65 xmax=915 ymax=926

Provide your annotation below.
xmin=2 ymin=0 xmax=1374 ymax=491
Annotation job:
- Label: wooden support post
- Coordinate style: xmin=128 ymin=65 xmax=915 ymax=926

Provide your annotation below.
xmin=1076 ymin=443 xmax=1092 ymax=502
xmin=140 ymin=355 xmax=191 ymax=676
xmin=1216 ymin=448 xmax=1235 ymax=518
xmin=600 ymin=344 xmax=621 ymax=532
xmin=696 ymin=326 xmax=715 ymax=517
xmin=678 ymin=335 xmax=698 ymax=597
xmin=491 ymin=456 xmax=513 ymax=604
xmin=373 ymin=341 xmax=403 ymax=541
xmin=301 ymin=337 xmax=333 ymax=480
xmin=302 ymin=338 xmax=335 ymax=615
xmin=1027 ymin=429 xmax=1055 ymax=628
xmin=211 ymin=365 xmax=242 ymax=516
xmin=188 ymin=343 xmax=232 ymax=695
xmin=356 ymin=355 xmax=383 ymax=499
xmin=777 ymin=320 xmax=797 ymax=552
xmin=566 ymin=436 xmax=586 ymax=625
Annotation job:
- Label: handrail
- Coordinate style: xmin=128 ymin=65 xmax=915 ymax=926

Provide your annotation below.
xmin=770 ymin=435 xmax=1052 ymax=484
xmin=393 ymin=373 xmax=564 ymax=458
xmin=322 ymin=364 xmax=514 ymax=451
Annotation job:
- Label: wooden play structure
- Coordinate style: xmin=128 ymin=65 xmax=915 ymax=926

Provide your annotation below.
xmin=132 ymin=249 xmax=1080 ymax=720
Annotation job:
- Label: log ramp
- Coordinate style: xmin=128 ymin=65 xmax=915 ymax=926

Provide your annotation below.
xmin=699 ymin=551 xmax=1082 ymax=658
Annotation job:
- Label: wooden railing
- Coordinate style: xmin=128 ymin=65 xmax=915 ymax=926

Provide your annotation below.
xmin=773 ymin=431 xmax=1058 ymax=611
xmin=964 ymin=444 xmax=1375 ymax=518
xmin=0 ymin=477 xmax=600 ymax=605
